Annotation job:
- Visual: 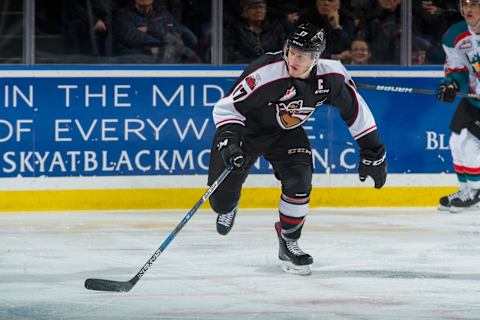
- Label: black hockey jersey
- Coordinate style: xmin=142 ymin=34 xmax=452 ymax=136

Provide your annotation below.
xmin=213 ymin=53 xmax=381 ymax=150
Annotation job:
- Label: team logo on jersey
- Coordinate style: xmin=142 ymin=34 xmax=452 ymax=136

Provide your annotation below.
xmin=275 ymin=99 xmax=316 ymax=129
xmin=315 ymin=78 xmax=330 ymax=94
xmin=279 ymin=86 xmax=297 ymax=101
xmin=459 ymin=39 xmax=472 ymax=49
xmin=466 ymin=51 xmax=480 ymax=75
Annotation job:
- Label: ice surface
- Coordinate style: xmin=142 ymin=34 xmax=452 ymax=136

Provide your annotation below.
xmin=1 ymin=208 xmax=480 ymax=320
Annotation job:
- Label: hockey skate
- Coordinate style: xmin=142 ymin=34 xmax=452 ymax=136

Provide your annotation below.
xmin=275 ymin=222 xmax=313 ymax=276
xmin=449 ymin=189 xmax=480 ymax=213
xmin=438 ymin=190 xmax=468 ymax=211
xmin=216 ymin=207 xmax=237 ymax=235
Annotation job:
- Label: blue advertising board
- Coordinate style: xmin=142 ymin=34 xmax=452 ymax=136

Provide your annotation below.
xmin=0 ymin=70 xmax=453 ymax=178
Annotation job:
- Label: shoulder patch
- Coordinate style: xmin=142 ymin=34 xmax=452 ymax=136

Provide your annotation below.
xmin=443 ymin=21 xmax=469 ymax=48
xmin=245 ymin=75 xmax=257 ymax=89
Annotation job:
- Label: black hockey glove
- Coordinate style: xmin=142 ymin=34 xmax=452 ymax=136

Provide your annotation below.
xmin=359 ymin=145 xmax=387 ymax=189
xmin=436 ymin=79 xmax=459 ymax=103
xmin=216 ymin=129 xmax=245 ymax=170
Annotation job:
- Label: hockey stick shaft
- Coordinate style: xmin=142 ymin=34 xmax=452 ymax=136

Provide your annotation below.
xmin=85 ymin=164 xmax=234 ymax=292
xmin=356 ymin=83 xmax=480 ymax=99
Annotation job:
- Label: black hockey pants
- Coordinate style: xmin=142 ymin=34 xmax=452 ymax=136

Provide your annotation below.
xmin=207 ymin=127 xmax=313 ymax=214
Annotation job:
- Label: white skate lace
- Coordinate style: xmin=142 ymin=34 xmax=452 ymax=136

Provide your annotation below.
xmin=457 ymin=191 xmax=474 ymax=202
xmin=217 ymin=211 xmax=235 ymax=227
xmin=448 ymin=190 xmax=468 ymax=201
xmin=286 ymin=241 xmax=306 ymax=256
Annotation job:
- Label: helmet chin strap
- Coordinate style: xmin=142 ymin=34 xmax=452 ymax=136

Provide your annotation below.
xmin=300 ymin=59 xmax=318 ymax=78
xmin=308 ymin=53 xmax=321 ymax=71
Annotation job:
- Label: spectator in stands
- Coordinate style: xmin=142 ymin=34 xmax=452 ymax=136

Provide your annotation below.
xmin=299 ymin=0 xmax=355 ymax=59
xmin=62 ymin=0 xmax=117 ymax=58
xmin=443 ymin=0 xmax=463 ymax=26
xmin=155 ymin=0 xmax=183 ymax=20
xmin=176 ymin=0 xmax=212 ymax=63
xmin=413 ymin=0 xmax=449 ymax=64
xmin=269 ymin=2 xmax=301 ymax=32
xmin=349 ymin=0 xmax=371 ymax=36
xmin=114 ymin=0 xmax=201 ymax=63
xmin=341 ymin=38 xmax=371 ymax=64
xmin=360 ymin=0 xmax=401 ymax=64
xmin=412 ymin=35 xmax=430 ymax=65
xmin=283 ymin=3 xmax=301 ymax=27
xmin=223 ymin=0 xmax=289 ymax=64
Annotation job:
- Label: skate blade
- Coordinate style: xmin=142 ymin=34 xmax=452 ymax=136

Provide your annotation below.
xmin=437 ymin=205 xmax=450 ymax=212
xmin=281 ymin=261 xmax=312 ymax=276
xmin=449 ymin=204 xmax=480 ymax=213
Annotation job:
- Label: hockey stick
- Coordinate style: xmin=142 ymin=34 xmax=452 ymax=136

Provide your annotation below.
xmin=356 ymin=83 xmax=480 ymax=99
xmin=84 ymin=164 xmax=234 ymax=292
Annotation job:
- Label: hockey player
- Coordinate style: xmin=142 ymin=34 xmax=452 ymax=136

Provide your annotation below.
xmin=436 ymin=0 xmax=480 ymax=213
xmin=207 ymin=23 xmax=387 ymax=275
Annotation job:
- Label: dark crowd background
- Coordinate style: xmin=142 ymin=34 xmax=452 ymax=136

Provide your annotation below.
xmin=0 ymin=0 xmax=462 ymax=65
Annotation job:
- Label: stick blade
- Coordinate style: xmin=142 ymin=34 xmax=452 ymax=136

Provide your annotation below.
xmin=85 ymin=278 xmax=134 ymax=292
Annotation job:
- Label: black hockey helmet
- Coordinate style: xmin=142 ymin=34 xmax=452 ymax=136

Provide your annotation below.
xmin=285 ymin=23 xmax=326 ymax=56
